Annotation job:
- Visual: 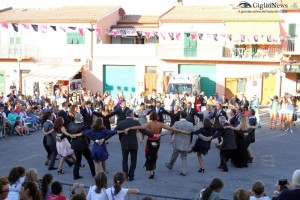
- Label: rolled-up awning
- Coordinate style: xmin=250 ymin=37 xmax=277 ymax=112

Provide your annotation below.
xmin=108 ymin=27 xmax=159 ymax=36
xmin=226 ymin=22 xmax=281 ymax=44
xmin=24 ymin=65 xmax=82 ymax=81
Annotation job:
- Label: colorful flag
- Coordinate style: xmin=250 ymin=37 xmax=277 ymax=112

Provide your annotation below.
xmin=31 ymin=24 xmax=38 ymax=32
xmin=1 ymin=22 xmax=8 ymax=29
xmin=50 ymin=26 xmax=57 ymax=31
xmin=213 ymin=34 xmax=218 ymax=41
xmin=95 ymin=29 xmax=101 ymax=34
xmin=191 ymin=33 xmax=197 ymax=41
xmin=137 ymin=31 xmax=143 ymax=38
xmin=175 ymin=32 xmax=181 ymax=40
xmin=22 ymin=24 xmax=29 ymax=30
xmin=12 ymin=23 xmax=18 ymax=32
xmin=112 ymin=30 xmax=117 ymax=38
xmin=168 ymin=32 xmax=174 ymax=40
xmin=87 ymin=28 xmax=95 ymax=32
xmin=198 ymin=33 xmax=204 ymax=40
xmin=40 ymin=25 xmax=47 ymax=33
xmin=60 ymin=26 xmax=66 ymax=32
xmin=145 ymin=32 xmax=151 ymax=40
xmin=153 ymin=32 xmax=159 ymax=39
xmin=68 ymin=27 xmax=76 ymax=30
xmin=78 ymin=28 xmax=84 ymax=36
xmin=160 ymin=32 xmax=166 ymax=40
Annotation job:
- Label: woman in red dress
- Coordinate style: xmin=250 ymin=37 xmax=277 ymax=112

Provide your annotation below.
xmin=126 ymin=111 xmax=188 ymax=179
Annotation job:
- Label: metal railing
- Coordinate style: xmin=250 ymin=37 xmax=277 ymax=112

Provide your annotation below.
xmin=0 ymin=44 xmax=38 ymax=58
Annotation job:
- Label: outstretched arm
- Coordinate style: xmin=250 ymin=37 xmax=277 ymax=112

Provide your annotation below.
xmin=162 ymin=124 xmax=190 ymax=134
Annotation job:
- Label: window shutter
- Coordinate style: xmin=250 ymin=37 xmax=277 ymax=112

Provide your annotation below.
xmin=289 ymin=24 xmax=296 ymax=37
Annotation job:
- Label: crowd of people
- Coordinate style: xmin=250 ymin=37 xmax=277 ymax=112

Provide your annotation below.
xmin=0 ymin=87 xmax=299 ymax=199
xmin=0 ymin=166 xmax=299 ymax=200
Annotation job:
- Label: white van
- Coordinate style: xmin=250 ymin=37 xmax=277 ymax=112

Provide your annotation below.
xmin=166 ymin=74 xmax=201 ymax=96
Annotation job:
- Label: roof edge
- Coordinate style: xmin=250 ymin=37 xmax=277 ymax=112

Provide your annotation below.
xmin=0 ymin=7 xmax=12 ymax=13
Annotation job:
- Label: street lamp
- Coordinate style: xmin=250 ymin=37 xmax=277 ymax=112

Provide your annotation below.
xmin=17 ymin=57 xmax=22 ymax=94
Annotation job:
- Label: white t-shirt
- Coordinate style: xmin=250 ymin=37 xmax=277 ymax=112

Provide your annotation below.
xmin=87 ymin=186 xmax=108 ymax=200
xmin=105 ymin=187 xmax=128 ymax=200
xmin=6 ymin=176 xmax=25 ymax=200
xmin=250 ymin=196 xmax=271 ymax=200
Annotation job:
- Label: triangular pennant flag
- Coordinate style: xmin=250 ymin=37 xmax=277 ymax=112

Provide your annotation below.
xmin=168 ymin=32 xmax=174 ymax=40
xmin=1 ymin=22 xmax=8 ymax=29
xmin=227 ymin=34 xmax=232 ymax=41
xmin=206 ymin=34 xmax=211 ymax=39
xmin=191 ymin=33 xmax=196 ymax=41
xmin=267 ymin=35 xmax=272 ymax=42
xmin=145 ymin=32 xmax=151 ymax=40
xmin=137 ymin=31 xmax=143 ymax=38
xmin=68 ymin=27 xmax=76 ymax=30
xmin=12 ymin=23 xmax=19 ymax=32
xmin=31 ymin=24 xmax=38 ymax=32
xmin=22 ymin=24 xmax=29 ymax=30
xmin=40 ymin=25 xmax=47 ymax=33
xmin=153 ymin=32 xmax=159 ymax=39
xmin=78 ymin=28 xmax=84 ymax=36
xmin=50 ymin=26 xmax=57 ymax=31
xmin=272 ymin=36 xmax=278 ymax=42
xmin=95 ymin=29 xmax=101 ymax=34
xmin=253 ymin=35 xmax=259 ymax=42
xmin=198 ymin=33 xmax=204 ymax=40
xmin=112 ymin=30 xmax=117 ymax=38
xmin=60 ymin=26 xmax=66 ymax=32
xmin=160 ymin=32 xmax=166 ymax=40
xmin=240 ymin=34 xmax=245 ymax=42
xmin=87 ymin=28 xmax=95 ymax=32
xmin=279 ymin=35 xmax=285 ymax=41
xmin=213 ymin=34 xmax=218 ymax=41
xmin=175 ymin=32 xmax=181 ymax=40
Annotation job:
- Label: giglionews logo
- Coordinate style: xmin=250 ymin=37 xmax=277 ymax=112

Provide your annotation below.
xmin=237 ymin=1 xmax=296 ymax=10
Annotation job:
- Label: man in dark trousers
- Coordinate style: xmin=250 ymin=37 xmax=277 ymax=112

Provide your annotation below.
xmin=58 ymin=102 xmax=71 ymax=129
xmin=212 ymin=102 xmax=229 ymax=145
xmin=67 ymin=113 xmax=95 ymax=180
xmin=211 ymin=116 xmax=237 ymax=172
xmin=81 ymin=101 xmax=102 ymax=130
xmin=147 ymin=101 xmax=170 ymax=123
xmin=104 ymin=109 xmax=158 ymax=181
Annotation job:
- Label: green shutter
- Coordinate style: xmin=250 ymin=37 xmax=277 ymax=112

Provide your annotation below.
xmin=179 ymin=64 xmax=216 ymax=97
xmin=289 ymin=24 xmax=296 ymax=37
xmin=9 ymin=37 xmax=14 ymax=44
xmin=15 ymin=37 xmax=21 ymax=44
xmin=184 ymin=32 xmax=197 ymax=57
xmin=103 ymin=65 xmax=136 ymax=98
xmin=0 ymin=71 xmax=5 ymax=92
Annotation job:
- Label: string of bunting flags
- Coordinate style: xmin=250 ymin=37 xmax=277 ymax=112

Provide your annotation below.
xmin=1 ymin=22 xmax=288 ymax=43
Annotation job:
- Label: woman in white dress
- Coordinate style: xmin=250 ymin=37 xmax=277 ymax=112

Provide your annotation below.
xmin=285 ymin=97 xmax=294 ymax=133
xmin=6 ymin=166 xmax=25 ymax=200
xmin=53 ymin=117 xmax=76 ymax=174
xmin=105 ymin=172 xmax=139 ymax=200
xmin=278 ymin=97 xmax=287 ymax=131
xmin=135 ymin=103 xmax=149 ymax=143
xmin=87 ymin=172 xmax=108 ymax=200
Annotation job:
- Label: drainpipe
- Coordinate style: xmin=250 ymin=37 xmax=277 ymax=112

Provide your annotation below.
xmin=90 ymin=22 xmax=94 ymax=60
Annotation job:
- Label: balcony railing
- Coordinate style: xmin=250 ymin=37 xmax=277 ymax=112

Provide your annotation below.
xmin=282 ymin=38 xmax=299 ymax=52
xmin=223 ymin=46 xmax=281 ymax=59
xmin=0 ymin=44 xmax=38 ymax=59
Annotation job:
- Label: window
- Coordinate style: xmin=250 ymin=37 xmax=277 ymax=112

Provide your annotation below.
xmin=67 ymin=32 xmax=85 ymax=44
xmin=9 ymin=36 xmax=21 ymax=45
xmin=146 ymin=66 xmax=157 ymax=73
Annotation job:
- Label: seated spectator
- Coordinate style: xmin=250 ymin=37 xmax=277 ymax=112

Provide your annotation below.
xmin=48 ymin=181 xmax=66 ymax=200
xmin=0 ymin=106 xmax=12 ymax=136
xmin=41 ymin=173 xmax=53 ymax=200
xmin=105 ymin=172 xmax=139 ymax=200
xmin=19 ymin=181 xmax=41 ymax=200
xmin=24 ymin=168 xmax=41 ymax=188
xmin=20 ymin=107 xmax=36 ymax=131
xmin=234 ymin=188 xmax=250 ymax=200
xmin=7 ymin=108 xmax=19 ymax=128
xmin=250 ymin=180 xmax=270 ymax=200
xmin=197 ymin=177 xmax=224 ymax=200
xmin=87 ymin=172 xmax=108 ymax=200
xmin=14 ymin=117 xmax=29 ymax=136
xmin=272 ymin=169 xmax=300 ymax=200
xmin=0 ymin=176 xmax=9 ymax=200
xmin=6 ymin=166 xmax=26 ymax=200
xmin=70 ymin=183 xmax=86 ymax=200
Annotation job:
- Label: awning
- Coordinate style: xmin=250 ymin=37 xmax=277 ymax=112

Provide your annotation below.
xmin=108 ymin=27 xmax=158 ymax=36
xmin=24 ymin=65 xmax=82 ymax=81
xmin=226 ymin=22 xmax=281 ymax=44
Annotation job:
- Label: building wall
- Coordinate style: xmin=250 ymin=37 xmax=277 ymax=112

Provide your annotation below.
xmin=282 ymin=72 xmax=297 ymax=96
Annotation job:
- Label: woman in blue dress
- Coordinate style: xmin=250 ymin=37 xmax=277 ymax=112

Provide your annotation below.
xmin=81 ymin=118 xmax=125 ymax=174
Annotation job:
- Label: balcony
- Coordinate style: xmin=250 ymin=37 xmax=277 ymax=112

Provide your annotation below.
xmin=157 ymin=44 xmax=281 ymax=61
xmin=282 ymin=38 xmax=300 ymax=54
xmin=0 ymin=44 xmax=38 ymax=59
xmin=93 ymin=44 xmax=158 ymax=59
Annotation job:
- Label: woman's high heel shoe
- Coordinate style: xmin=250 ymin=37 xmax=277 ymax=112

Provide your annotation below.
xmin=57 ymin=169 xmax=64 ymax=174
xmin=149 ymin=171 xmax=155 ymax=179
xmin=198 ymin=168 xmax=205 ymax=173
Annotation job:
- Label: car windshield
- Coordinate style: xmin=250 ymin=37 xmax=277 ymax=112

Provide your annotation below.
xmin=166 ymin=83 xmax=192 ymax=94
